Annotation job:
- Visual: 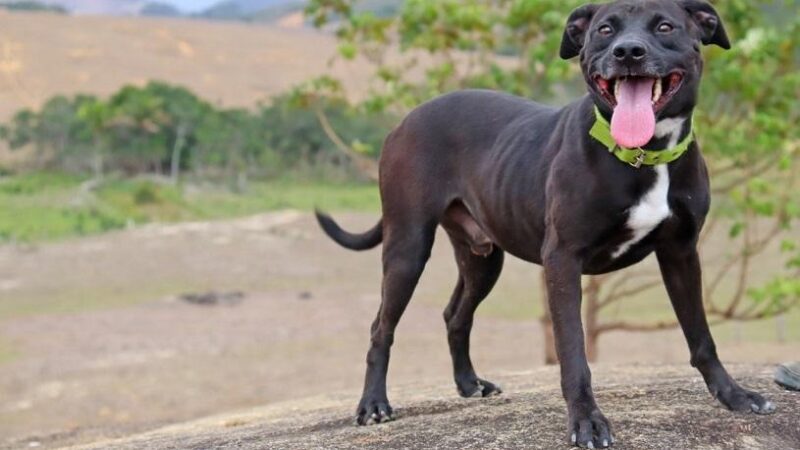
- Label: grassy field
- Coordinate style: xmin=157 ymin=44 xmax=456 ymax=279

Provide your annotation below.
xmin=0 ymin=172 xmax=380 ymax=243
xmin=1 ymin=172 xmax=796 ymax=348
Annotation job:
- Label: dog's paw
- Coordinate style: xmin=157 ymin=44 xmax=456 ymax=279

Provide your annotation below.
xmin=568 ymin=408 xmax=613 ymax=448
xmin=713 ymin=384 xmax=776 ymax=415
xmin=355 ymin=396 xmax=394 ymax=426
xmin=456 ymin=377 xmax=502 ymax=398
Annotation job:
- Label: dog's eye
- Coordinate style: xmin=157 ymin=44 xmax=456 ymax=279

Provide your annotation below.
xmin=657 ymin=22 xmax=674 ymax=33
xmin=598 ymin=25 xmax=614 ymax=36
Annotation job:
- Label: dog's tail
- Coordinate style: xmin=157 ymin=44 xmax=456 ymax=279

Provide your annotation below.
xmin=315 ymin=210 xmax=383 ymax=251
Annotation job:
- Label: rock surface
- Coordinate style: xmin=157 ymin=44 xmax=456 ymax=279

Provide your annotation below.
xmin=68 ymin=365 xmax=799 ymax=450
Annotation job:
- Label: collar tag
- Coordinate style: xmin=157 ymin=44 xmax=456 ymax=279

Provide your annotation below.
xmin=630 ymin=149 xmax=645 ymax=168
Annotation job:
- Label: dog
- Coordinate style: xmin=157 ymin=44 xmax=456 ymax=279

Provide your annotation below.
xmin=316 ymin=1 xmax=775 ymax=447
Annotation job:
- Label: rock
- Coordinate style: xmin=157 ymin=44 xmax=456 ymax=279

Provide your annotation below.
xmin=775 ymin=362 xmax=800 ymax=391
xmin=179 ymin=291 xmax=244 ymax=306
xmin=68 ymin=365 xmax=800 ymax=450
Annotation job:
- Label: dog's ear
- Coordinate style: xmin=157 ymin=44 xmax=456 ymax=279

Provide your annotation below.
xmin=559 ymin=4 xmax=601 ymax=59
xmin=680 ymin=0 xmax=731 ymax=49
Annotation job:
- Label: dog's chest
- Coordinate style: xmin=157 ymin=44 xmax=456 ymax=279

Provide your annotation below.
xmin=611 ymin=165 xmax=671 ymax=258
xmin=610 ymin=118 xmax=684 ymax=259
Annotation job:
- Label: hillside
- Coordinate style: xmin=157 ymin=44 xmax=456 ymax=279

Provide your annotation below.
xmin=27 ymin=0 xmax=145 ymax=15
xmin=22 ymin=0 xmax=296 ymax=16
xmin=0 ymin=11 xmax=369 ymax=123
xmin=200 ymin=0 xmax=290 ymax=18
xmin=66 ymin=365 xmax=800 ymax=449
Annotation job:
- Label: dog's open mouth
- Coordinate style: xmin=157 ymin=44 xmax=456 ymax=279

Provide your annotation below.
xmin=593 ymin=73 xmax=684 ymax=148
xmin=594 ymin=73 xmax=684 ymax=112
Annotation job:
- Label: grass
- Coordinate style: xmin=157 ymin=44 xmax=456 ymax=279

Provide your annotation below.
xmin=469 ymin=282 xmax=800 ymax=345
xmin=1 ymin=172 xmax=796 ymax=348
xmin=0 ymin=172 xmax=380 ymax=243
xmin=433 ymin=254 xmax=800 ymax=345
xmin=0 ymin=172 xmax=380 ymax=323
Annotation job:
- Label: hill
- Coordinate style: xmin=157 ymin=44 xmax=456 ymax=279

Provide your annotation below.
xmin=140 ymin=2 xmax=181 ymax=17
xmin=6 ymin=0 xmax=304 ymax=17
xmin=0 ymin=11 xmax=370 ymax=123
xmin=200 ymin=0 xmax=290 ymax=19
xmin=196 ymin=0 xmax=401 ymax=22
xmin=66 ymin=365 xmax=800 ymax=449
xmin=22 ymin=0 xmax=145 ymax=15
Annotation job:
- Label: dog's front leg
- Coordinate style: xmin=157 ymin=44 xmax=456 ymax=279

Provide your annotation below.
xmin=543 ymin=243 xmax=613 ymax=448
xmin=656 ymin=244 xmax=776 ymax=415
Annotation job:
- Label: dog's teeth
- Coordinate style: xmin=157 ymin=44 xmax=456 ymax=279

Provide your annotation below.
xmin=614 ymin=79 xmax=621 ymax=100
xmin=652 ymin=79 xmax=662 ymax=104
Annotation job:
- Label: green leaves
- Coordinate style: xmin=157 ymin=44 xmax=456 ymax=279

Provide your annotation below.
xmin=338 ymin=42 xmax=357 ymax=59
xmin=306 ymin=0 xmax=595 ymax=111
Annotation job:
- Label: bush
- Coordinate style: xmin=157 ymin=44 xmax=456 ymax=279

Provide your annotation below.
xmin=0 ymin=82 xmax=394 ymax=183
xmin=133 ymin=183 xmax=161 ymax=205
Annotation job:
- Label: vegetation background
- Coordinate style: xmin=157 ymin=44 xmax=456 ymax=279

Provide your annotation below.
xmin=0 ymin=0 xmax=797 ymax=448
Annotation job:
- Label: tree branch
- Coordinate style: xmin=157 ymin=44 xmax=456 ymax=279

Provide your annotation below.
xmin=597 ymin=271 xmax=660 ymax=309
xmin=711 ymin=154 xmax=780 ymax=195
xmin=314 ymin=106 xmax=380 ymax=181
xmin=594 ymin=319 xmax=678 ymax=334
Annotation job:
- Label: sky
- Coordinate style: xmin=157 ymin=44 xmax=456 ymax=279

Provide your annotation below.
xmin=162 ymin=0 xmax=221 ymax=12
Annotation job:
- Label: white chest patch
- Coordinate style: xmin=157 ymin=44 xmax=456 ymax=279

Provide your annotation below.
xmin=611 ymin=117 xmax=686 ymax=259
xmin=611 ymin=165 xmax=671 ymax=258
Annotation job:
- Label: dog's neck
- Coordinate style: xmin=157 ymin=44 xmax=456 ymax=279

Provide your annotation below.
xmin=651 ymin=116 xmax=691 ymax=150
xmin=593 ymin=101 xmax=693 ymax=152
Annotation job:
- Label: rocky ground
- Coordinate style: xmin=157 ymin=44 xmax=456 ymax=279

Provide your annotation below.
xmin=69 ymin=365 xmax=799 ymax=450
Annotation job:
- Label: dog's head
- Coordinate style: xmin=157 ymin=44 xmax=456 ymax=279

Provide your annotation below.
xmin=560 ymin=0 xmax=730 ymax=148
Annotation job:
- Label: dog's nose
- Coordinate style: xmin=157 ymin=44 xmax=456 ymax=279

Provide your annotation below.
xmin=612 ymin=40 xmax=648 ymax=63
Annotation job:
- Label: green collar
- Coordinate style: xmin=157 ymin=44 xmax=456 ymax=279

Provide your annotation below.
xmin=589 ymin=107 xmax=694 ymax=168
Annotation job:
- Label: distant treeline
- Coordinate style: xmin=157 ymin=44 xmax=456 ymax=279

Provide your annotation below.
xmin=0 ymin=1 xmax=67 ymax=13
xmin=195 ymin=0 xmax=400 ymax=23
xmin=0 ymin=82 xmax=393 ymax=182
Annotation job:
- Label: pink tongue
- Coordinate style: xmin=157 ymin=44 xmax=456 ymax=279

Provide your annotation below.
xmin=611 ymin=77 xmax=655 ymax=148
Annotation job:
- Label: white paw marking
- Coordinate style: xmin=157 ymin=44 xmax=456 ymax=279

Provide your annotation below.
xmin=612 ymin=117 xmax=686 ymax=259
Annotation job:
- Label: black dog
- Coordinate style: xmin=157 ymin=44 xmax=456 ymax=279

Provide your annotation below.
xmin=316 ymin=1 xmax=775 ymax=447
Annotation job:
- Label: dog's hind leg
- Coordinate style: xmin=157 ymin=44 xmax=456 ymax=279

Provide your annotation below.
xmin=443 ymin=234 xmax=504 ymax=398
xmin=356 ymin=219 xmax=437 ymax=426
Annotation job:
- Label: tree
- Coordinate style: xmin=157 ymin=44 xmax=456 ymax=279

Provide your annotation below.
xmin=0 ymin=95 xmax=97 ymax=171
xmin=301 ymin=0 xmax=800 ymax=362
xmin=0 ymin=82 xmax=392 ymax=183
xmin=142 ymin=82 xmax=214 ymax=182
